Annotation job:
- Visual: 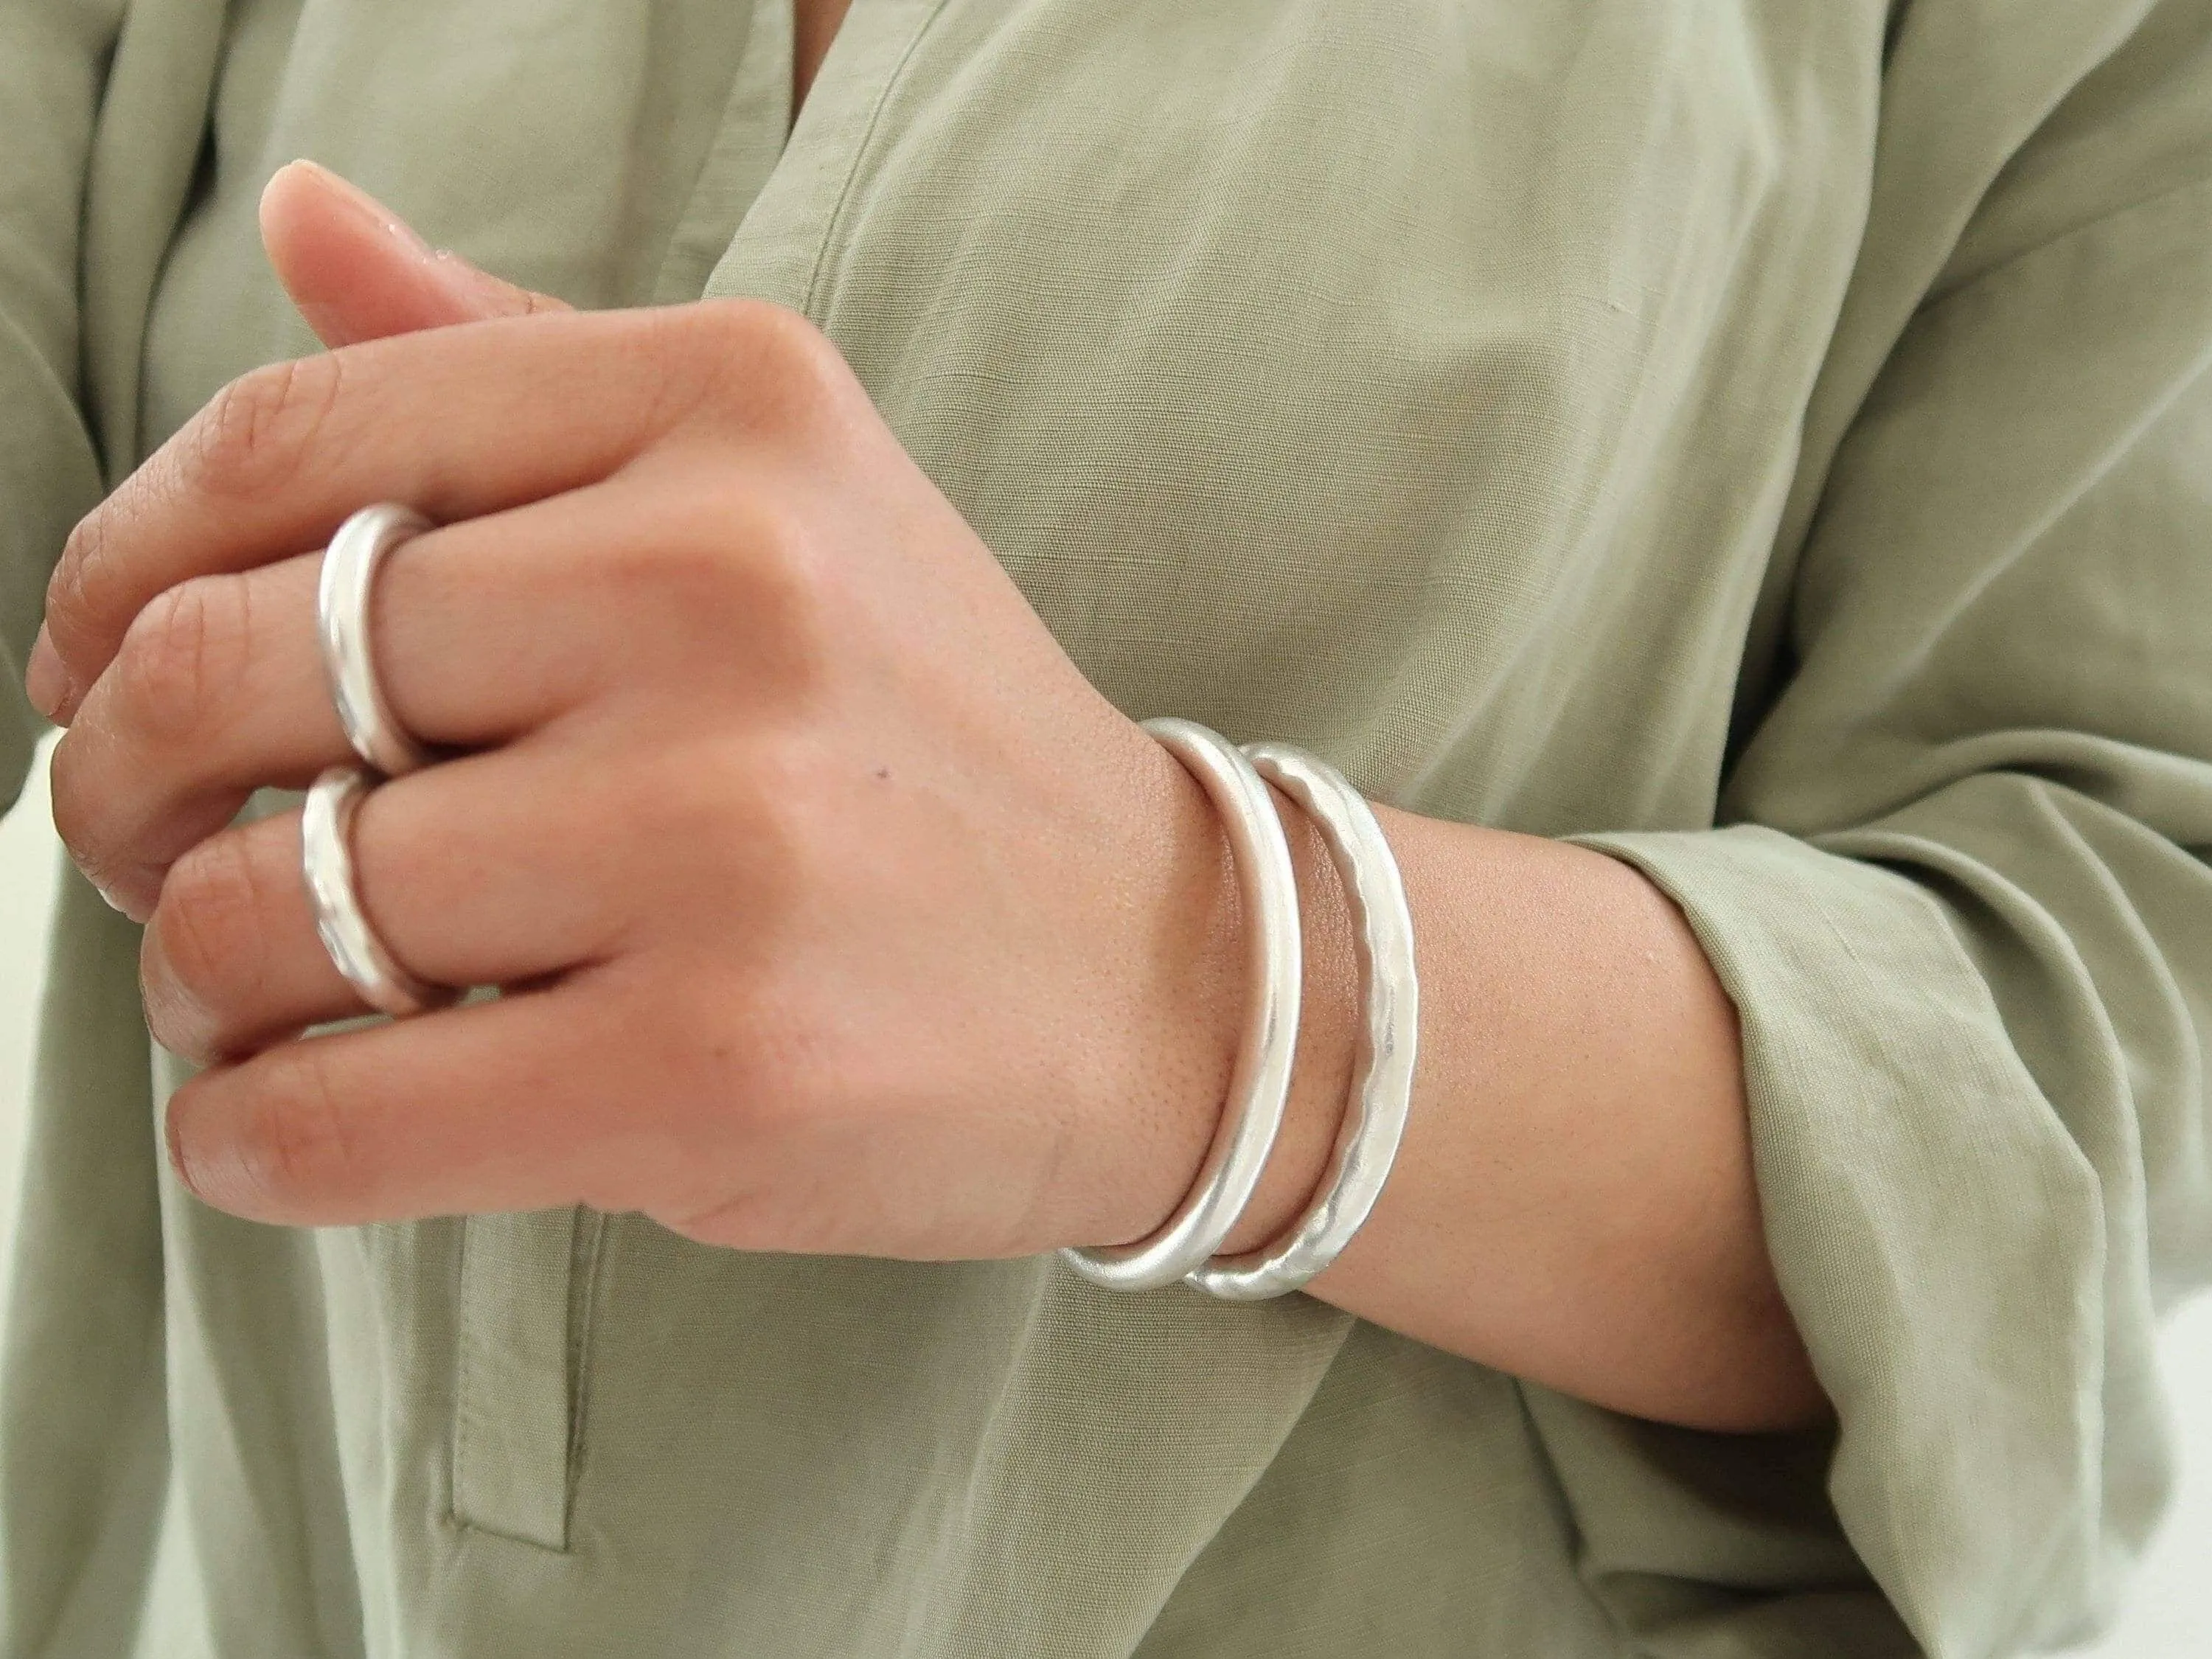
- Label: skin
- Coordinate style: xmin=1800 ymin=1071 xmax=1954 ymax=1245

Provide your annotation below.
xmin=793 ymin=0 xmax=853 ymax=113
xmin=28 ymin=155 xmax=1829 ymax=1436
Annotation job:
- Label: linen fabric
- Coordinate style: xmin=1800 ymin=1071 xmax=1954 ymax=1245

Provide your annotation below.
xmin=1 ymin=1 xmax=2209 ymax=1655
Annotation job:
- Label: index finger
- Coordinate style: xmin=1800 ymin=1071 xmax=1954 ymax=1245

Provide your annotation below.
xmin=35 ymin=296 xmax=830 ymax=723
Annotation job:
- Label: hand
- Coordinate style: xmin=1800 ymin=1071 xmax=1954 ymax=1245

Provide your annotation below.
xmin=30 ymin=162 xmax=1264 ymax=1260
xmin=28 ymin=166 xmax=1825 ymax=1433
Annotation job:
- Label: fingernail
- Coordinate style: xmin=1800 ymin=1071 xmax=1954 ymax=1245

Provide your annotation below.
xmin=25 ymin=625 xmax=68 ymax=722
xmin=288 ymin=159 xmax=434 ymax=259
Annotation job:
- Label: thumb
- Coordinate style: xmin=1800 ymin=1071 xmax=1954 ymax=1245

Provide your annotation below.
xmin=259 ymin=159 xmax=568 ymax=349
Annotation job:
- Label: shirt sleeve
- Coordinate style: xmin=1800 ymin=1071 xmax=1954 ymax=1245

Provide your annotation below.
xmin=0 ymin=6 xmax=170 ymax=1658
xmin=0 ymin=0 xmax=117 ymax=813
xmin=1551 ymin=7 xmax=2212 ymax=1655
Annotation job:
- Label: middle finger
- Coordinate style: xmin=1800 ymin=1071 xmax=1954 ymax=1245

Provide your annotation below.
xmin=38 ymin=300 xmax=834 ymax=723
xmin=53 ymin=481 xmax=681 ymax=917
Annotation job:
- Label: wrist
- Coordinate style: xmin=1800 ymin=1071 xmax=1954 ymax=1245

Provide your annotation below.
xmin=1212 ymin=780 xmax=1359 ymax=1257
xmin=1076 ymin=734 xmax=1359 ymax=1265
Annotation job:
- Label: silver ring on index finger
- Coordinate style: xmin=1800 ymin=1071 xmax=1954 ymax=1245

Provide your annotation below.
xmin=319 ymin=501 xmax=435 ymax=776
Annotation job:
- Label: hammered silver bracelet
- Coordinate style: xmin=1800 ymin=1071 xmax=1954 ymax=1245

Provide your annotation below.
xmin=1184 ymin=741 xmax=1419 ymax=1301
xmin=1062 ymin=723 xmax=1419 ymax=1301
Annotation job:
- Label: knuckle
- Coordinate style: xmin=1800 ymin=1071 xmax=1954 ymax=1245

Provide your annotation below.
xmin=629 ymin=757 xmax=754 ymax=893
xmin=628 ymin=491 xmax=837 ymax=685
xmin=731 ymin=493 xmax=832 ymax=623
xmin=112 ymin=577 xmax=241 ymax=749
xmin=640 ymin=738 xmax=815 ymax=905
xmin=731 ymin=300 xmax=841 ymax=380
xmin=183 ymin=354 xmax=341 ymax=500
xmin=671 ymin=299 xmax=851 ymax=431
xmin=145 ymin=832 xmax=273 ymax=1055
xmin=44 ymin=731 xmax=96 ymax=858
xmin=46 ymin=511 xmax=112 ymax=665
xmin=655 ymin=981 xmax=785 ymax=1127
xmin=45 ymin=733 xmax=150 ymax=908
xmin=629 ymin=523 xmax=757 ymax=633
xmin=749 ymin=309 xmax=852 ymax=428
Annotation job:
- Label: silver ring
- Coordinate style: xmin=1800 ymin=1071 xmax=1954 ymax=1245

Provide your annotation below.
xmin=301 ymin=765 xmax=456 ymax=1018
xmin=1186 ymin=743 xmax=1419 ymax=1301
xmin=1060 ymin=717 xmax=1303 ymax=1293
xmin=319 ymin=502 xmax=434 ymax=776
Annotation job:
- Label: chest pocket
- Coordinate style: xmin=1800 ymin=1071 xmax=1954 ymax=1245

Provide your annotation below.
xmin=451 ymin=1206 xmax=609 ymax=1551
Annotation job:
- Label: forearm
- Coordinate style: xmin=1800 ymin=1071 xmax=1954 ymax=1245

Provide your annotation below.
xmin=1145 ymin=790 xmax=1829 ymax=1436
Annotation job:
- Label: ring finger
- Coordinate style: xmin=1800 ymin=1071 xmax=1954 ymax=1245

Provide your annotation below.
xmin=140 ymin=738 xmax=650 ymax=1065
xmin=52 ymin=479 xmax=708 ymax=918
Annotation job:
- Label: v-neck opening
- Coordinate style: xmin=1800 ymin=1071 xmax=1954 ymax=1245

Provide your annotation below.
xmin=646 ymin=0 xmax=796 ymax=305
xmin=701 ymin=0 xmax=951 ymax=317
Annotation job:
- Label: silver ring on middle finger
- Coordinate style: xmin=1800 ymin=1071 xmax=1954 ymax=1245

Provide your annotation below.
xmin=319 ymin=501 xmax=436 ymax=776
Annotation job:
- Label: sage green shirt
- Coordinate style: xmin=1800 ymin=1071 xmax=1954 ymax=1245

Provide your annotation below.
xmin=4 ymin=2 xmax=2211 ymax=1655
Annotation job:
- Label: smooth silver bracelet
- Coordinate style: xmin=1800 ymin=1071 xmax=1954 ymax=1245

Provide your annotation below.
xmin=1059 ymin=718 xmax=1304 ymax=1293
xmin=1185 ymin=742 xmax=1419 ymax=1301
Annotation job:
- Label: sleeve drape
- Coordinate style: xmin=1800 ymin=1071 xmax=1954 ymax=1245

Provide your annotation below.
xmin=0 ymin=0 xmax=116 ymax=811
xmin=0 ymin=4 xmax=169 ymax=1656
xmin=1561 ymin=10 xmax=2212 ymax=1654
